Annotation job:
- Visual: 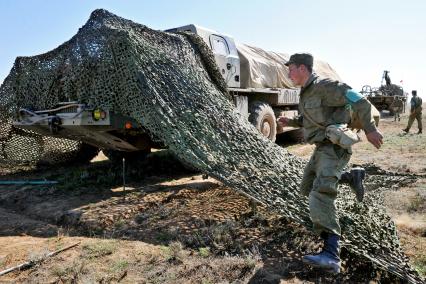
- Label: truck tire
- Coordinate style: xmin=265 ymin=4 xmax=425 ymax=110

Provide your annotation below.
xmin=249 ymin=101 xmax=277 ymax=142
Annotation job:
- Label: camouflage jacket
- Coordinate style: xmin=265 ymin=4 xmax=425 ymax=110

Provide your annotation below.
xmin=392 ymin=98 xmax=404 ymax=107
xmin=410 ymin=96 xmax=423 ymax=113
xmin=288 ymin=74 xmax=377 ymax=144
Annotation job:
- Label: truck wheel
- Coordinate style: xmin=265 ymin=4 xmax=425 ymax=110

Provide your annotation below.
xmin=249 ymin=101 xmax=277 ymax=142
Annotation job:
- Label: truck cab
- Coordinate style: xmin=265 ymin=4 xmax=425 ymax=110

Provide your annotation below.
xmin=166 ymin=25 xmax=301 ymax=142
xmin=165 ymin=25 xmax=241 ymax=89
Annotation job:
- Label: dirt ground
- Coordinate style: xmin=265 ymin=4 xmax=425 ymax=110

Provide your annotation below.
xmin=0 ymin=110 xmax=425 ymax=283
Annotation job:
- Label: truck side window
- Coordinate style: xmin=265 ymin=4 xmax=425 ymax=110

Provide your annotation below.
xmin=210 ymin=35 xmax=229 ymax=56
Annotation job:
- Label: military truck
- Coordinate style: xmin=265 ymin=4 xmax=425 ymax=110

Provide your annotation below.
xmin=13 ymin=24 xmax=341 ymax=160
xmin=360 ymin=71 xmax=407 ymax=116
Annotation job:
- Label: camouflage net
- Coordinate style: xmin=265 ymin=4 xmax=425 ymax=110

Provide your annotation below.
xmin=0 ymin=9 xmax=422 ymax=283
xmin=379 ymin=84 xmax=404 ymax=97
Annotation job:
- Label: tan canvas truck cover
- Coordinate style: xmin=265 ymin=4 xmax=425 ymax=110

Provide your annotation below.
xmin=236 ymin=43 xmax=341 ymax=89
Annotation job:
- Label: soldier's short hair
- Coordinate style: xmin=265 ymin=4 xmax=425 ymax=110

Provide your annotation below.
xmin=412 ymin=90 xmax=417 ymax=96
xmin=285 ymin=53 xmax=313 ymax=72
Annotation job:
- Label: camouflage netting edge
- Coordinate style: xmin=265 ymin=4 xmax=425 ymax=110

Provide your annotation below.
xmin=0 ymin=9 xmax=422 ymax=283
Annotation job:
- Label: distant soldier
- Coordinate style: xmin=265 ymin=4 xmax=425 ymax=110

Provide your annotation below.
xmin=384 ymin=70 xmax=391 ymax=86
xmin=391 ymin=97 xmax=403 ymax=122
xmin=403 ymin=90 xmax=422 ymax=134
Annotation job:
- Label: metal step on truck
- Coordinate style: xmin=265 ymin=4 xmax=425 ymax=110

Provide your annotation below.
xmin=13 ymin=24 xmax=341 ymax=161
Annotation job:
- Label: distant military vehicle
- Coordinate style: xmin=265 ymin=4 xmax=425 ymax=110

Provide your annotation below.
xmin=360 ymin=71 xmax=407 ymax=116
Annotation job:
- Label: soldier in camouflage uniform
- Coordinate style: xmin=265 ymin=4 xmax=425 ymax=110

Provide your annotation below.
xmin=391 ymin=97 xmax=403 ymax=122
xmin=403 ymin=90 xmax=422 ymax=134
xmin=278 ymin=53 xmax=383 ymax=273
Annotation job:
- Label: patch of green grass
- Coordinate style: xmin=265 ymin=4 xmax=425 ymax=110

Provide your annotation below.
xmin=413 ymin=255 xmax=426 ymax=277
xmin=146 ymin=269 xmax=178 ymax=284
xmin=54 ymin=164 xmax=119 ymax=191
xmin=50 ymin=260 xmax=88 ymax=280
xmin=46 ymin=237 xmax=68 ymax=252
xmin=155 ymin=230 xmax=176 ymax=242
xmin=186 ymin=220 xmax=241 ymax=253
xmin=243 ymin=255 xmax=257 ymax=270
xmin=161 ymin=242 xmax=185 ymax=264
xmin=408 ymin=193 xmax=424 ymax=213
xmin=82 ymin=240 xmax=117 ymax=259
xmin=160 ymin=245 xmax=170 ymax=254
xmin=208 ymin=220 xmax=239 ymax=251
xmin=51 ymin=265 xmax=71 ymax=277
xmin=113 ymin=219 xmax=126 ymax=229
xmin=198 ymin=247 xmax=210 ymax=258
xmin=110 ymin=259 xmax=129 ymax=273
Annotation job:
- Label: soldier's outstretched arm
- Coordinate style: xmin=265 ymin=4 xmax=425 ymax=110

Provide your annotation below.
xmin=346 ymin=90 xmax=383 ymax=149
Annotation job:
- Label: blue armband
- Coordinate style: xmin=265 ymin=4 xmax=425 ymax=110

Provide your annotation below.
xmin=345 ymin=89 xmax=364 ymax=104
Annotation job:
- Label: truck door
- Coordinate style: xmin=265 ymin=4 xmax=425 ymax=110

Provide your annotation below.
xmin=209 ymin=34 xmax=235 ymax=86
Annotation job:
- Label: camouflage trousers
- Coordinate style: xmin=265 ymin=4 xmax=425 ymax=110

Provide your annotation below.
xmin=394 ymin=111 xmax=401 ymax=122
xmin=406 ymin=111 xmax=422 ymax=131
xmin=300 ymin=143 xmax=351 ymax=236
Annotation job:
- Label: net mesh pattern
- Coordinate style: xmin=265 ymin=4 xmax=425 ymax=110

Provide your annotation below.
xmin=0 ymin=9 xmax=422 ymax=283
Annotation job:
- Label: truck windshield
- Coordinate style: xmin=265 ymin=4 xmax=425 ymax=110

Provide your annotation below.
xmin=210 ymin=35 xmax=229 ymax=56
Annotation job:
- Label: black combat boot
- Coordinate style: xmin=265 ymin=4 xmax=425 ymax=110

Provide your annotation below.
xmin=418 ymin=129 xmax=422 ymax=134
xmin=340 ymin=167 xmax=365 ymax=202
xmin=302 ymin=232 xmax=341 ymax=274
xmin=402 ymin=128 xmax=409 ymax=133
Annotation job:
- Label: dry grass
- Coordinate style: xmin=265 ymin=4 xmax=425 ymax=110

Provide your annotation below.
xmin=0 ymin=238 xmax=260 ymax=283
xmin=82 ymin=240 xmax=118 ymax=259
xmin=382 ymin=178 xmax=425 ymax=277
xmin=352 ymin=112 xmax=426 ymax=173
xmin=0 ymin=108 xmax=425 ymax=282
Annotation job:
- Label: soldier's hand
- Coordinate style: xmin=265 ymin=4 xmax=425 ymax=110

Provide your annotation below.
xmin=366 ymin=130 xmax=383 ymax=149
xmin=277 ymin=116 xmax=290 ymax=127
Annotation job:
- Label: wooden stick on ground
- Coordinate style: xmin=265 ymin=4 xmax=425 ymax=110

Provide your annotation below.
xmin=0 ymin=242 xmax=81 ymax=277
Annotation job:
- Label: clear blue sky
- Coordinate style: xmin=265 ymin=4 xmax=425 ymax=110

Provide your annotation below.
xmin=1 ymin=0 xmax=425 ymax=98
